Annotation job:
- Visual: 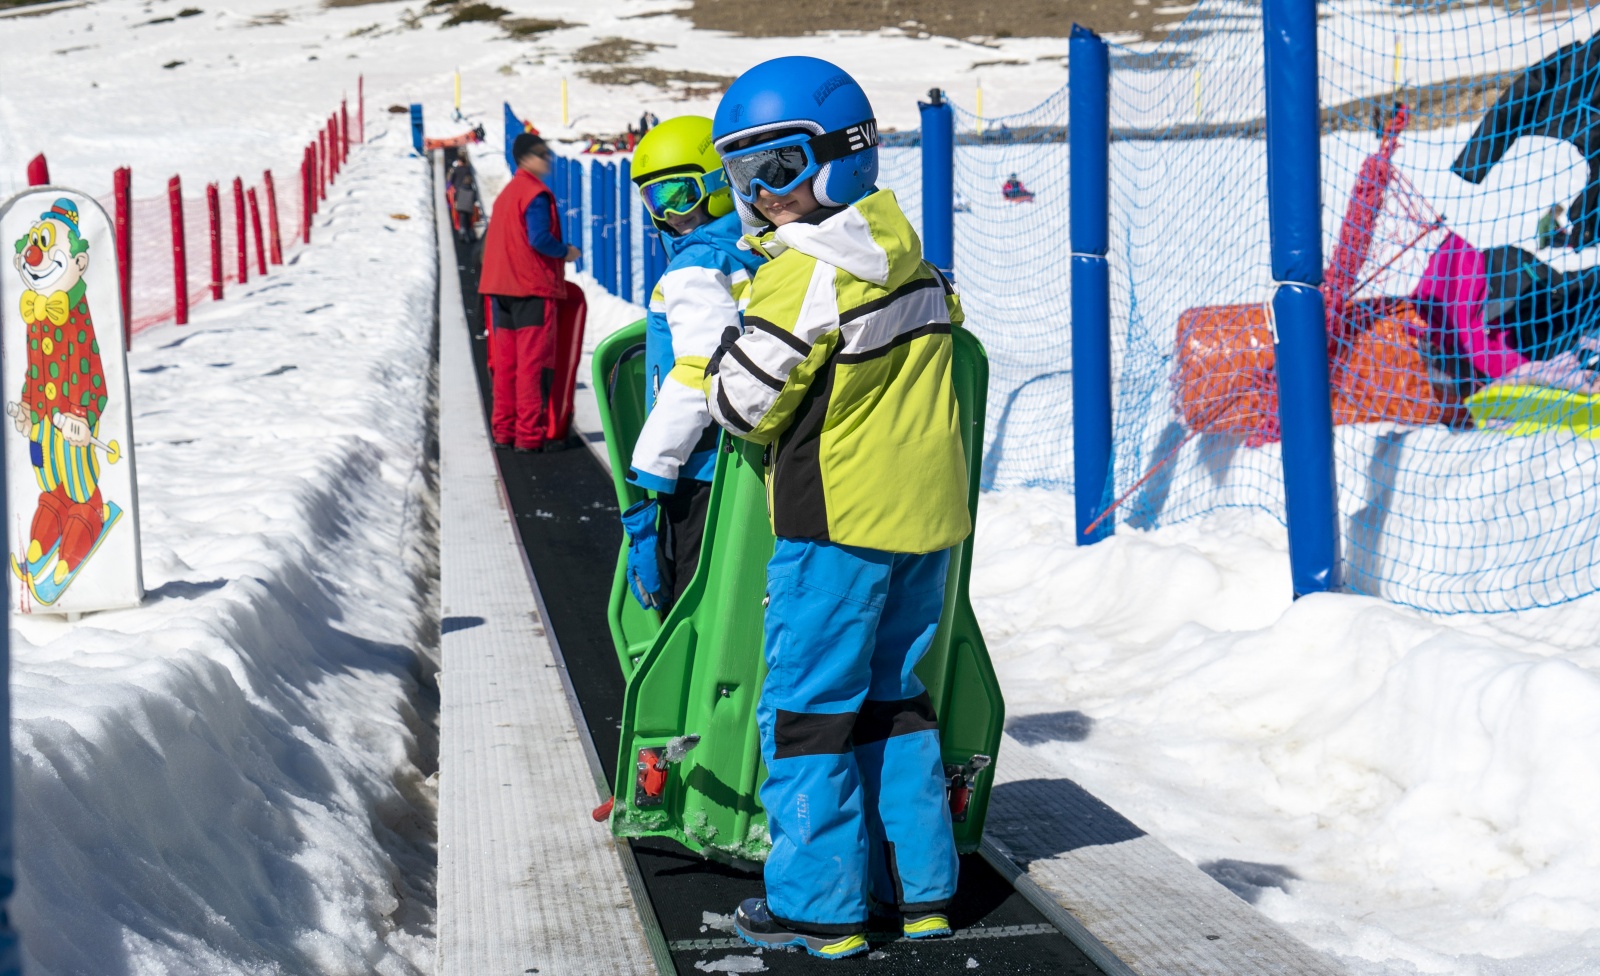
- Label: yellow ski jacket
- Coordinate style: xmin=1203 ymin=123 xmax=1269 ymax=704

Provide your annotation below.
xmin=706 ymin=189 xmax=971 ymax=554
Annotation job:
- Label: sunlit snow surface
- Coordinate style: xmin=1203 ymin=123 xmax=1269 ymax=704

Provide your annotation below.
xmin=8 ymin=134 xmax=438 ymax=975
xmin=973 ymin=494 xmax=1600 ymax=976
xmin=5 ymin=0 xmax=1600 ymax=970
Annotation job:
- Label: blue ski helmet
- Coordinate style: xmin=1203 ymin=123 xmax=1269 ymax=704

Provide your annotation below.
xmin=712 ymin=57 xmax=879 ymax=220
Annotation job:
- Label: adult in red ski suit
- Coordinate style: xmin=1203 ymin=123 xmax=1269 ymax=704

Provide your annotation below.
xmin=479 ymin=133 xmax=581 ymax=450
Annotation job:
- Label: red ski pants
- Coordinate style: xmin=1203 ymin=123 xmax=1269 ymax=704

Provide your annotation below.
xmin=490 ymin=294 xmax=560 ymax=449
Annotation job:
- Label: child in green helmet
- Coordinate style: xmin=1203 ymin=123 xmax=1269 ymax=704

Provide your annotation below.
xmin=618 ymin=116 xmax=765 ymax=611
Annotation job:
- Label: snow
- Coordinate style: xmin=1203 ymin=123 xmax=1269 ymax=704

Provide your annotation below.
xmin=693 ymin=955 xmax=767 ymax=973
xmin=5 ymin=0 xmax=1600 ymax=972
xmin=8 ymin=130 xmax=439 ymax=974
xmin=974 ymin=491 xmax=1600 ymax=975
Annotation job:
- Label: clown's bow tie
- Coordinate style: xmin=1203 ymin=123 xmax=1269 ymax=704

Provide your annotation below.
xmin=19 ymin=290 xmax=70 ymax=326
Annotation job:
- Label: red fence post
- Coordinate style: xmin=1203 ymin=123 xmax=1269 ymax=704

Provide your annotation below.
xmin=247 ymin=187 xmax=267 ymax=276
xmin=317 ymin=131 xmax=328 ymax=199
xmin=113 ymin=166 xmax=133 ymax=349
xmin=168 ymin=176 xmax=188 ymax=326
xmin=26 ymin=154 xmax=49 ymax=186
xmin=342 ymin=100 xmax=351 ymax=160
xmin=206 ymin=182 xmax=222 ymax=301
xmin=358 ymin=75 xmax=365 ymax=143
xmin=263 ymin=170 xmax=284 ymax=264
xmin=301 ymin=149 xmax=313 ymax=243
xmin=232 ymin=177 xmax=248 ymax=284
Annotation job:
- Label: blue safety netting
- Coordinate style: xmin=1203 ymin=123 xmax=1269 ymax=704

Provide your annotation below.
xmin=888 ymin=2 xmax=1600 ymax=613
xmin=881 ymin=87 xmax=1078 ymax=493
xmin=536 ymin=2 xmax=1600 ymax=614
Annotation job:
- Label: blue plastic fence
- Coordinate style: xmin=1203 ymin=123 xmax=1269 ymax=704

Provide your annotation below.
xmin=551 ymin=153 xmax=662 ymax=305
xmin=884 ymin=1 xmax=1600 ymax=613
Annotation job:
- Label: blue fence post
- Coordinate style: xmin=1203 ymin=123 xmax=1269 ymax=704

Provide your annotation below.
xmin=605 ymin=163 xmax=617 ymax=293
xmin=591 ymin=159 xmax=605 ymax=281
xmin=1264 ymin=0 xmax=1341 ymax=596
xmin=1069 ymin=24 xmax=1115 ymax=546
xmin=918 ymin=89 xmax=955 ymax=278
xmin=572 ymin=160 xmax=584 ymax=274
xmin=644 ymin=217 xmax=665 ymax=301
xmin=595 ymin=162 xmax=604 ymax=292
xmin=409 ymin=104 xmax=424 ymax=155
xmin=605 ymin=162 xmax=618 ymax=294
xmin=620 ymin=158 xmax=633 ymax=303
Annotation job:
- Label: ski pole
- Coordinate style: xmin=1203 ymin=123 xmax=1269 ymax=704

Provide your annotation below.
xmin=4 ymin=404 xmax=121 ymax=463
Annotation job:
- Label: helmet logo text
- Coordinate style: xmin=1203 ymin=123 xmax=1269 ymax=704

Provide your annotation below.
xmin=813 ymin=73 xmax=851 ymax=106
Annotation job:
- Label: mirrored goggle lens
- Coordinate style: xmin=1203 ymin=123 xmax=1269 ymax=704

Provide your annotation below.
xmin=723 ymin=144 xmax=814 ymax=199
xmin=640 ymin=177 xmax=705 ymax=218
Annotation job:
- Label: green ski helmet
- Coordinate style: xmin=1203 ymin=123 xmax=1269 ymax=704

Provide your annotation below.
xmin=632 ymin=115 xmax=734 ymax=232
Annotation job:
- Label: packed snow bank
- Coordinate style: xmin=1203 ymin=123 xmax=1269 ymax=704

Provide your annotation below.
xmin=9 ymin=131 xmax=439 ymax=976
xmin=974 ymin=490 xmax=1600 ymax=976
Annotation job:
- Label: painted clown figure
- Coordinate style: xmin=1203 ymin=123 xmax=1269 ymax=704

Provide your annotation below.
xmin=9 ymin=197 xmax=112 ymax=592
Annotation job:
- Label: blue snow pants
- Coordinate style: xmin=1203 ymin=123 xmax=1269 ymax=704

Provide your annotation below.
xmin=757 ymin=537 xmax=959 ymax=933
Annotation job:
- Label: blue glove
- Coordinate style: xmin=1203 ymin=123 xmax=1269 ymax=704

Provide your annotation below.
xmin=621 ymin=499 xmax=664 ymax=610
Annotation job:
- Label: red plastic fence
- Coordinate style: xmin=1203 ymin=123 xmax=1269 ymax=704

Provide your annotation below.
xmin=34 ymin=92 xmax=358 ymax=339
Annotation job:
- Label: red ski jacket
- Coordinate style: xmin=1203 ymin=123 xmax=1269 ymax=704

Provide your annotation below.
xmin=480 ymin=169 xmax=565 ymax=299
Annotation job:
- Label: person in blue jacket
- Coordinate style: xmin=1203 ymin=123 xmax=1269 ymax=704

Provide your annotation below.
xmin=619 ymin=115 xmax=763 ymax=610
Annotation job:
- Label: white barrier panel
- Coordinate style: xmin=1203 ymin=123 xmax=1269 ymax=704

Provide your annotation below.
xmin=1 ymin=188 xmax=142 ymax=614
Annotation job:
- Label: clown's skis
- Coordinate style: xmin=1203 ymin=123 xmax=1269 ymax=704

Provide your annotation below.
xmin=13 ymin=501 xmax=124 ymax=606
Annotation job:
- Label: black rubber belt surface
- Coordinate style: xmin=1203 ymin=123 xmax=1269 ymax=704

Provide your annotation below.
xmin=448 ymin=163 xmax=1103 ymax=976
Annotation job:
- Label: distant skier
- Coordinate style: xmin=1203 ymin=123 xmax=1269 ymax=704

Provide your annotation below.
xmin=448 ymin=158 xmax=479 ymax=244
xmin=1537 ymin=203 xmax=1569 ymax=251
xmin=1001 ymin=173 xmax=1033 ymax=202
xmin=478 ymin=133 xmax=582 ymax=451
xmin=707 ymin=57 xmax=969 ymax=960
xmin=618 ymin=115 xmax=763 ymax=610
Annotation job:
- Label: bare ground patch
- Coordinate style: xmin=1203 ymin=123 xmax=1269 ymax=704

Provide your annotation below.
xmin=677 ymin=0 xmax=1193 ymax=42
xmin=572 ymin=36 xmax=733 ymax=97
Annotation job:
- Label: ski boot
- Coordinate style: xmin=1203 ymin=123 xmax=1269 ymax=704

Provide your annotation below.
xmin=733 ymin=899 xmax=867 ymax=960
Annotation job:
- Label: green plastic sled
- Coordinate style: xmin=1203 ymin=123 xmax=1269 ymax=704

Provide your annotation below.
xmin=591 ymin=318 xmax=1004 ymax=863
xmin=593 ymin=322 xmax=664 ymax=679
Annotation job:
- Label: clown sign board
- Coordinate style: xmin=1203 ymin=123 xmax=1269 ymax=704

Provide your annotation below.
xmin=0 ymin=189 xmax=142 ymax=614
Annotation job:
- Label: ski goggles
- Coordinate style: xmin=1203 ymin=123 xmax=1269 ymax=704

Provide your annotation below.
xmin=719 ymin=122 xmax=879 ymax=203
xmin=637 ymin=170 xmax=727 ymax=220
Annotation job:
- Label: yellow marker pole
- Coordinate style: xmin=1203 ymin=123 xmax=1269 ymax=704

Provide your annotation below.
xmin=976 ymin=82 xmax=984 ymax=136
xmin=561 ymin=77 xmax=569 ymax=127
xmin=454 ymin=68 xmax=461 ymax=113
xmin=1193 ymin=67 xmax=1202 ymax=122
xmin=1394 ymin=35 xmax=1401 ymax=92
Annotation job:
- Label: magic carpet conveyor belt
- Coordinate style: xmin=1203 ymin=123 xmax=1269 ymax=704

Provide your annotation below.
xmin=446 ymin=155 xmax=1109 ymax=976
